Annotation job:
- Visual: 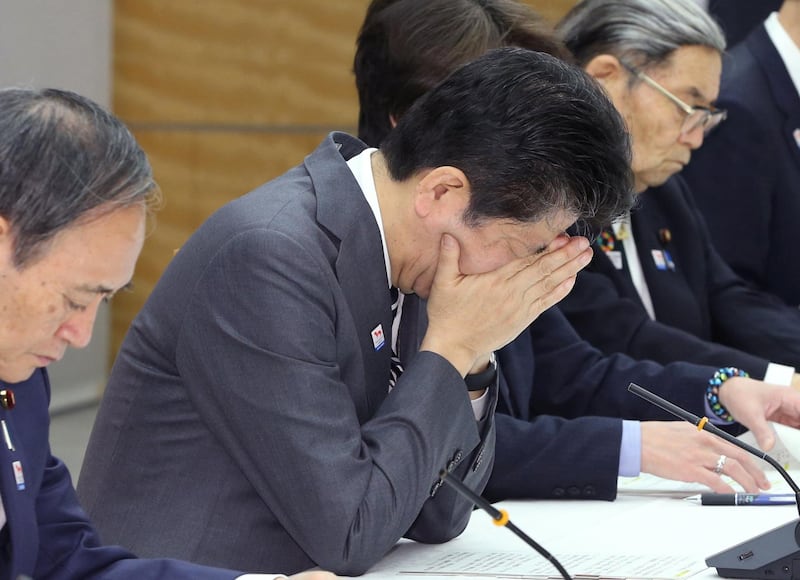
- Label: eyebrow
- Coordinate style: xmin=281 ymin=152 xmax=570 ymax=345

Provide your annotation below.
xmin=686 ymin=86 xmax=713 ymax=106
xmin=74 ymin=281 xmax=134 ymax=295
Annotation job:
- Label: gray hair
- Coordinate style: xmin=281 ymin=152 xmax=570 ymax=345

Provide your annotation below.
xmin=557 ymin=0 xmax=726 ymax=70
xmin=0 ymin=87 xmax=158 ymax=268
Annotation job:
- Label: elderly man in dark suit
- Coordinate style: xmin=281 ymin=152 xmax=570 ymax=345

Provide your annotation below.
xmin=683 ymin=0 xmax=800 ymax=306
xmin=554 ymin=0 xmax=800 ymax=383
xmin=77 ymin=48 xmax=634 ymax=575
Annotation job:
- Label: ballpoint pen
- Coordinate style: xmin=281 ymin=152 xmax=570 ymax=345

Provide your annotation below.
xmin=698 ymin=492 xmax=796 ymax=506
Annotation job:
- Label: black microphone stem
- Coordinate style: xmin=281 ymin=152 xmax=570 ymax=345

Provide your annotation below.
xmin=438 ymin=470 xmax=572 ymax=580
xmin=628 ymin=382 xmax=800 ymax=517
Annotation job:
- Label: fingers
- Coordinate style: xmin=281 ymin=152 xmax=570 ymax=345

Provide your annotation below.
xmin=507 ymin=237 xmax=592 ymax=315
xmin=289 ymin=572 xmax=339 ymax=580
xmin=702 ymin=453 xmax=763 ymax=494
xmin=511 ymin=236 xmax=592 ymax=283
xmin=434 ymin=233 xmax=462 ymax=284
xmin=750 ymin=425 xmax=777 ymax=452
xmin=693 ymin=430 xmax=771 ymax=492
xmin=640 ymin=422 xmax=770 ymax=493
xmin=423 ymin=234 xmax=593 ymax=372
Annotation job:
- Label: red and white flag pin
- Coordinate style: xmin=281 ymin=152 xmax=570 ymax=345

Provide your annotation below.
xmin=12 ymin=460 xmax=25 ymax=491
xmin=371 ymin=324 xmax=386 ymax=351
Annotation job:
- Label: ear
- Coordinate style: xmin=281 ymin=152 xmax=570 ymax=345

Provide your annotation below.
xmin=413 ymin=166 xmax=470 ymax=218
xmin=389 ymin=114 xmax=398 ymax=129
xmin=584 ymin=54 xmax=628 ymax=101
xmin=0 ymin=216 xmax=11 ymax=238
xmin=0 ymin=216 xmax=15 ymax=269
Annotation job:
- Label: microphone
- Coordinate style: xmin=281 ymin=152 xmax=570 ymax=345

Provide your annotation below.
xmin=628 ymin=382 xmax=800 ymax=579
xmin=437 ymin=469 xmax=572 ymax=580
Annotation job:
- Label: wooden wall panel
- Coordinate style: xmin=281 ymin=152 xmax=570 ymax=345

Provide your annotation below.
xmin=525 ymin=0 xmax=578 ymax=24
xmin=114 ymin=0 xmax=367 ymax=125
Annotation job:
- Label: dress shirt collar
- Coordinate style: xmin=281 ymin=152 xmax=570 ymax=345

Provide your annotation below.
xmin=764 ymin=12 xmax=800 ymax=98
xmin=346 ymin=147 xmax=391 ymax=289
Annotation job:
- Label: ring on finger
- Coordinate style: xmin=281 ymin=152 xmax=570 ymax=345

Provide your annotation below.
xmin=713 ymin=454 xmax=727 ymax=475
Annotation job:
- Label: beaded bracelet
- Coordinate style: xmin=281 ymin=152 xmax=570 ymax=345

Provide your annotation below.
xmin=706 ymin=367 xmax=749 ymax=422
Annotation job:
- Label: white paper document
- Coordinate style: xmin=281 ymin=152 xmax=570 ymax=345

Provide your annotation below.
xmin=398 ymin=551 xmax=706 ymax=579
xmin=738 ymin=422 xmax=800 ymax=472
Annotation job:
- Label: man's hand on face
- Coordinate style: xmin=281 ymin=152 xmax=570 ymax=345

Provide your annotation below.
xmin=421 ymin=233 xmax=592 ymax=376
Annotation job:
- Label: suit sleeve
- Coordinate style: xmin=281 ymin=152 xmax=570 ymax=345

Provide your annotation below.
xmin=559 ymin=248 xmax=772 ymax=377
xmin=34 ymin=454 xmax=241 ymax=580
xmin=487 ymin=307 xmax=743 ymax=502
xmin=175 ymin=229 xmax=488 ymax=575
xmin=683 ymin=185 xmax=800 ymax=368
xmin=489 ymin=411 xmax=623 ymax=502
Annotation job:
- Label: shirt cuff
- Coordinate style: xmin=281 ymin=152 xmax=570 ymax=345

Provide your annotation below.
xmin=618 ymin=419 xmax=641 ymax=477
xmin=764 ymin=362 xmax=794 ymax=386
xmin=236 ymin=575 xmax=287 ymax=579
xmin=471 ymin=388 xmax=489 ymax=420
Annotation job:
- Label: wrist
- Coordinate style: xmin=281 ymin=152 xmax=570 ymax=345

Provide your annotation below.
xmin=707 ymin=367 xmax=749 ymax=423
xmin=465 ymin=353 xmax=497 ymax=392
xmin=419 ymin=336 xmax=476 ymax=377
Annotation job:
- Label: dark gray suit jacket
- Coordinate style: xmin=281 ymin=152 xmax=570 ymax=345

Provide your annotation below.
xmin=77 ymin=133 xmax=496 ymax=576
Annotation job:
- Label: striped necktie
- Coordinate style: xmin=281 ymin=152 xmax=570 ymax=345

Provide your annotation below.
xmin=388 ymin=287 xmax=404 ymax=391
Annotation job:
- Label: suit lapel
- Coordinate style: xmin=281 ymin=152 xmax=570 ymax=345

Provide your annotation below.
xmin=335 ymin=227 xmax=394 ymax=421
xmin=748 ymin=25 xmax=800 ymax=173
xmin=594 ymin=226 xmax=645 ymax=307
xmin=306 ymin=133 xmax=394 ymax=421
xmin=0 ymin=406 xmax=37 ymax=577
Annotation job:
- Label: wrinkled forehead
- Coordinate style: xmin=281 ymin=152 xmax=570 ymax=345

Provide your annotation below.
xmin=641 ymin=46 xmax=722 ymax=101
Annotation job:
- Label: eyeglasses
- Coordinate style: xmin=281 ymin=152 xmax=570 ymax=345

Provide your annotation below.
xmin=620 ymin=60 xmax=727 ymax=136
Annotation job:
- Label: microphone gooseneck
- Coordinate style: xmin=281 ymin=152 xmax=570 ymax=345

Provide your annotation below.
xmin=438 ymin=470 xmax=572 ymax=580
xmin=627 ymin=382 xmax=800 ymax=517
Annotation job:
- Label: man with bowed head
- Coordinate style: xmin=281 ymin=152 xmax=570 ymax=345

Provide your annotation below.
xmin=0 ymin=87 xmax=335 ymax=579
xmin=78 ymin=48 xmax=633 ymax=574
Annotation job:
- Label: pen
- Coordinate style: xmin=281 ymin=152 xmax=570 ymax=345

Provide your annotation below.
xmin=700 ymin=492 xmax=797 ymax=506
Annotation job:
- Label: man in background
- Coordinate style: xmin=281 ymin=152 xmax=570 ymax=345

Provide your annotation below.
xmin=683 ymin=0 xmax=800 ymax=306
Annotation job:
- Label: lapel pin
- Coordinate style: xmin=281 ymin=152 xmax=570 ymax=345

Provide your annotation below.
xmin=1 ymin=420 xmax=13 ymax=451
xmin=0 ymin=389 xmax=15 ymax=410
xmin=371 ymin=324 xmax=385 ymax=351
xmin=651 ymin=249 xmax=668 ymax=271
xmin=616 ymin=220 xmax=630 ymax=241
xmin=12 ymin=460 xmax=24 ymax=490
xmin=598 ymin=230 xmax=615 ymax=252
xmin=658 ymin=228 xmax=672 ymax=245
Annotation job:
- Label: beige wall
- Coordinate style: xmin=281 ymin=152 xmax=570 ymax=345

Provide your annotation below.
xmin=111 ymin=0 xmax=578 ymax=356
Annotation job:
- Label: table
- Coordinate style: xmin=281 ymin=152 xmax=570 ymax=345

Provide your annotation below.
xmin=357 ymin=493 xmax=798 ymax=579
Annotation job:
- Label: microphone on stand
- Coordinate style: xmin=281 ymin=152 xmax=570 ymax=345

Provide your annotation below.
xmin=437 ymin=470 xmax=572 ymax=580
xmin=628 ymin=382 xmax=800 ymax=579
